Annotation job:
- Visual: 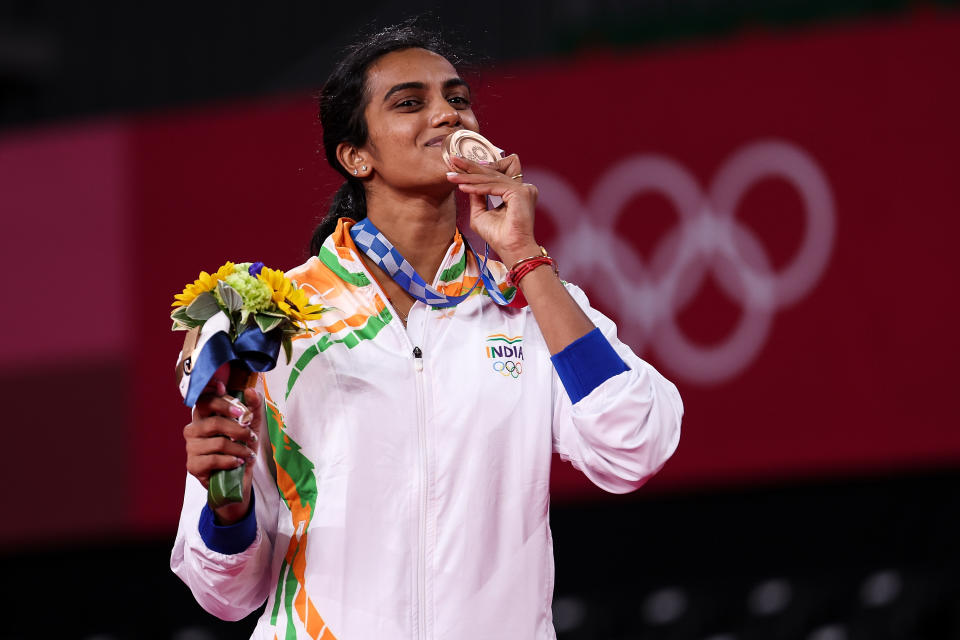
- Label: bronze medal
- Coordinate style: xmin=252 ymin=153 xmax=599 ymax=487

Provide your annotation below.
xmin=442 ymin=130 xmax=502 ymax=170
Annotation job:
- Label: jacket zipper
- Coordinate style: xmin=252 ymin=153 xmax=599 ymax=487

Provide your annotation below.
xmin=348 ymin=248 xmax=430 ymax=639
xmin=413 ymin=345 xmax=427 ymax=640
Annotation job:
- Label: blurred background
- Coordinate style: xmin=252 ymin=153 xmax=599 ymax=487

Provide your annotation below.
xmin=2 ymin=1 xmax=959 ymax=638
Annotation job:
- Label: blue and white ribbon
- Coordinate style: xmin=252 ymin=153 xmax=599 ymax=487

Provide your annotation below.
xmin=179 ymin=311 xmax=282 ymax=407
xmin=350 ymin=217 xmax=514 ymax=308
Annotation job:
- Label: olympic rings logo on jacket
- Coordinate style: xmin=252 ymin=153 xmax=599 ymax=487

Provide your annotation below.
xmin=492 ymin=360 xmax=523 ymax=378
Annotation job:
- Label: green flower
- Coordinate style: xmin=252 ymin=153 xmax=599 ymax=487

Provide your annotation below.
xmin=220 ymin=271 xmax=274 ymax=312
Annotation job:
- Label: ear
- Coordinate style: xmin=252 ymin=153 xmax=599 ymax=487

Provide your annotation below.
xmin=336 ymin=142 xmax=371 ymax=178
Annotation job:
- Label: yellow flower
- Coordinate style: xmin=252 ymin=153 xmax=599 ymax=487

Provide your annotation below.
xmin=172 ymin=262 xmax=235 ymax=307
xmin=284 ymin=287 xmax=326 ymax=325
xmin=258 ymin=267 xmax=324 ymax=326
xmin=257 ymin=267 xmax=293 ymax=306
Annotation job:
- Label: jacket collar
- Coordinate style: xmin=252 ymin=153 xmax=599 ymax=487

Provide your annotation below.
xmin=327 ymin=217 xmax=490 ymax=299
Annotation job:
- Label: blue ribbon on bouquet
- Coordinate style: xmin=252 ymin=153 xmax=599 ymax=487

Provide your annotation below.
xmin=349 ymin=217 xmax=517 ymax=308
xmin=183 ymin=326 xmax=281 ymax=407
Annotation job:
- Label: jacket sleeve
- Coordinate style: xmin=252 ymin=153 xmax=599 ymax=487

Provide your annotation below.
xmin=551 ymin=283 xmax=683 ymax=493
xmin=169 ymin=423 xmax=281 ymax=621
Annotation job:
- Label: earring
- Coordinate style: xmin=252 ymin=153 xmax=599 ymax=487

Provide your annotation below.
xmin=353 ymin=169 xmax=358 ymax=175
xmin=361 ymin=165 xmax=367 ymax=171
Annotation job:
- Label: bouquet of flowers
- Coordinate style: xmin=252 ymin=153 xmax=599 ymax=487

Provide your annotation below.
xmin=171 ymin=261 xmax=324 ymax=506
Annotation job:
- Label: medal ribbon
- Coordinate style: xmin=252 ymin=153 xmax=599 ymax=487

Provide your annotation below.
xmin=350 ymin=217 xmax=515 ymax=308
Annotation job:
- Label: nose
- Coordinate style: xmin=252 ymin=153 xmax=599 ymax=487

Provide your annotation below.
xmin=430 ymin=100 xmax=461 ymax=128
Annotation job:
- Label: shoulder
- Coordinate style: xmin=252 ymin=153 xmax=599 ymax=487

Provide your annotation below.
xmin=286 ymin=256 xmax=322 ymax=283
xmin=286 ymin=247 xmax=373 ymax=301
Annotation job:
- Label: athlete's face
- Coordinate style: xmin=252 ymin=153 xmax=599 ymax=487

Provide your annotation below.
xmin=356 ymin=48 xmax=479 ymax=191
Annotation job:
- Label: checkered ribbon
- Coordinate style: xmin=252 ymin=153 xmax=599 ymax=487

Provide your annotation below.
xmin=350 ymin=217 xmax=514 ymax=308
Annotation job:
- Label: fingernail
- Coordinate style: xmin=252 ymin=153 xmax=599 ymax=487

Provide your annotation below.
xmin=228 ymin=405 xmax=244 ymax=418
xmin=248 ymin=451 xmax=257 ymax=462
xmin=445 ymin=171 xmax=458 ymax=177
xmin=235 ymin=457 xmax=245 ymax=467
xmin=249 ymin=431 xmax=258 ymax=444
xmin=477 ymin=160 xmax=493 ymax=166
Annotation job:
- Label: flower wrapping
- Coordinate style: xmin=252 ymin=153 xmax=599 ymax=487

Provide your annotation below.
xmin=171 ymin=261 xmax=324 ymax=506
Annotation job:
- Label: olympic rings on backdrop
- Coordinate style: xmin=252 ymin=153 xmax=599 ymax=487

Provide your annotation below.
xmin=527 ymin=139 xmax=836 ymax=385
xmin=492 ymin=360 xmax=523 ymax=378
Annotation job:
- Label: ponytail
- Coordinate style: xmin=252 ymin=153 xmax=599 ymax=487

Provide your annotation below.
xmin=309 ymin=180 xmax=367 ymax=256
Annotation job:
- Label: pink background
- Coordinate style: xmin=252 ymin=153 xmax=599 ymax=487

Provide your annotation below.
xmin=2 ymin=12 xmax=957 ymax=544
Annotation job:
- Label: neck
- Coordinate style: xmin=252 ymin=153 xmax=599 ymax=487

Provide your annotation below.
xmin=364 ymin=187 xmax=458 ymax=283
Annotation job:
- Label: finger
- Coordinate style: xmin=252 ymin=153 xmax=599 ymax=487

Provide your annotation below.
xmin=187 ymin=418 xmax=254 ymax=445
xmin=242 ymin=388 xmax=265 ymax=444
xmin=452 ymin=153 xmax=522 ymax=177
xmin=184 ymin=415 xmax=255 ymax=442
xmin=463 ymin=180 xmax=537 ymax=198
xmin=467 ymin=191 xmax=489 ymax=217
xmin=187 ymin=453 xmax=246 ymax=481
xmin=196 ymin=394 xmax=253 ymax=421
xmin=496 ymin=154 xmax=522 ymax=179
xmin=449 ymin=155 xmax=504 ymax=176
xmin=193 ymin=390 xmax=235 ymax=420
xmin=187 ymin=436 xmax=256 ymax=460
xmin=457 ymin=182 xmax=529 ymax=199
xmin=189 ymin=408 xmax=259 ymax=446
xmin=241 ymin=387 xmax=263 ymax=413
xmin=446 ymin=171 xmax=518 ymax=185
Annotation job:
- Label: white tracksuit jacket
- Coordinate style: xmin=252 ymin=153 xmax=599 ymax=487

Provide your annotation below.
xmin=171 ymin=220 xmax=683 ymax=639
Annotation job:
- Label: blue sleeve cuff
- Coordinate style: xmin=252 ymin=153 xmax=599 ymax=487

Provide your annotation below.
xmin=550 ymin=327 xmax=631 ymax=404
xmin=198 ymin=491 xmax=258 ymax=554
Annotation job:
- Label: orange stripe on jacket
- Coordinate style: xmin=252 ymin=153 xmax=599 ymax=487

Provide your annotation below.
xmin=263 ymin=380 xmax=337 ymax=639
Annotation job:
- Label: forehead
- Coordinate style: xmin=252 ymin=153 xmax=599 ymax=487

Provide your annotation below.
xmin=366 ymin=48 xmax=460 ymax=92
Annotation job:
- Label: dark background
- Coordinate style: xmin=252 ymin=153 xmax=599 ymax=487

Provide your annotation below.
xmin=2 ymin=2 xmax=959 ymax=639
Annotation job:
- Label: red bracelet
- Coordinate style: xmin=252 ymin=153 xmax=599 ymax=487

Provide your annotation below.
xmin=506 ymin=247 xmax=558 ymax=288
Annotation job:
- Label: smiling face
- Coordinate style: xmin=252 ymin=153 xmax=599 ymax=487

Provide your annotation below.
xmin=352 ymin=47 xmax=479 ymax=193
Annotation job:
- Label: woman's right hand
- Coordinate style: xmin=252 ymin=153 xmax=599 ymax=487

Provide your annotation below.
xmin=184 ymin=376 xmax=264 ymax=525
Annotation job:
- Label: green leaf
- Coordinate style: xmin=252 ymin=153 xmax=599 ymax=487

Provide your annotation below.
xmin=282 ymin=335 xmax=293 ymax=364
xmin=171 ymin=306 xmax=201 ymax=328
xmin=217 ymin=280 xmax=243 ymax=312
xmin=207 ymin=466 xmax=245 ymax=507
xmin=240 ymin=308 xmax=250 ymax=327
xmin=255 ymin=313 xmax=284 ymax=333
xmin=185 ymin=291 xmax=221 ymax=321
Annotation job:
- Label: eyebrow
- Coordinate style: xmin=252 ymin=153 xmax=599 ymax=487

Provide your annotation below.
xmin=382 ymin=78 xmax=471 ymax=103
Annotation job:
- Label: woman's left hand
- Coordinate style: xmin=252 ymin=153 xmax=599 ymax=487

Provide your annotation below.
xmin=447 ymin=154 xmax=541 ymax=265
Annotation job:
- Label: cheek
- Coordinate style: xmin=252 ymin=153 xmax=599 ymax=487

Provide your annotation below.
xmin=367 ymin=123 xmax=420 ymax=163
xmin=461 ymin=112 xmax=480 ymax=133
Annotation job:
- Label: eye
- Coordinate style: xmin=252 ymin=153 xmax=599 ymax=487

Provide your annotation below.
xmin=448 ymin=95 xmax=471 ymax=108
xmin=395 ymin=97 xmax=422 ymax=110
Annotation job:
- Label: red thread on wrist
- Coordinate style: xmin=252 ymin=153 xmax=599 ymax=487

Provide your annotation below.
xmin=507 ymin=256 xmax=557 ymax=288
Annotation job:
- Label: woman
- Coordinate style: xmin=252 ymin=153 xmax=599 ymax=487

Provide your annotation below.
xmin=172 ymin=21 xmax=683 ymax=640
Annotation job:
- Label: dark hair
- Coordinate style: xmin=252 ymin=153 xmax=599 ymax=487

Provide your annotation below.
xmin=309 ymin=18 xmax=464 ymax=256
